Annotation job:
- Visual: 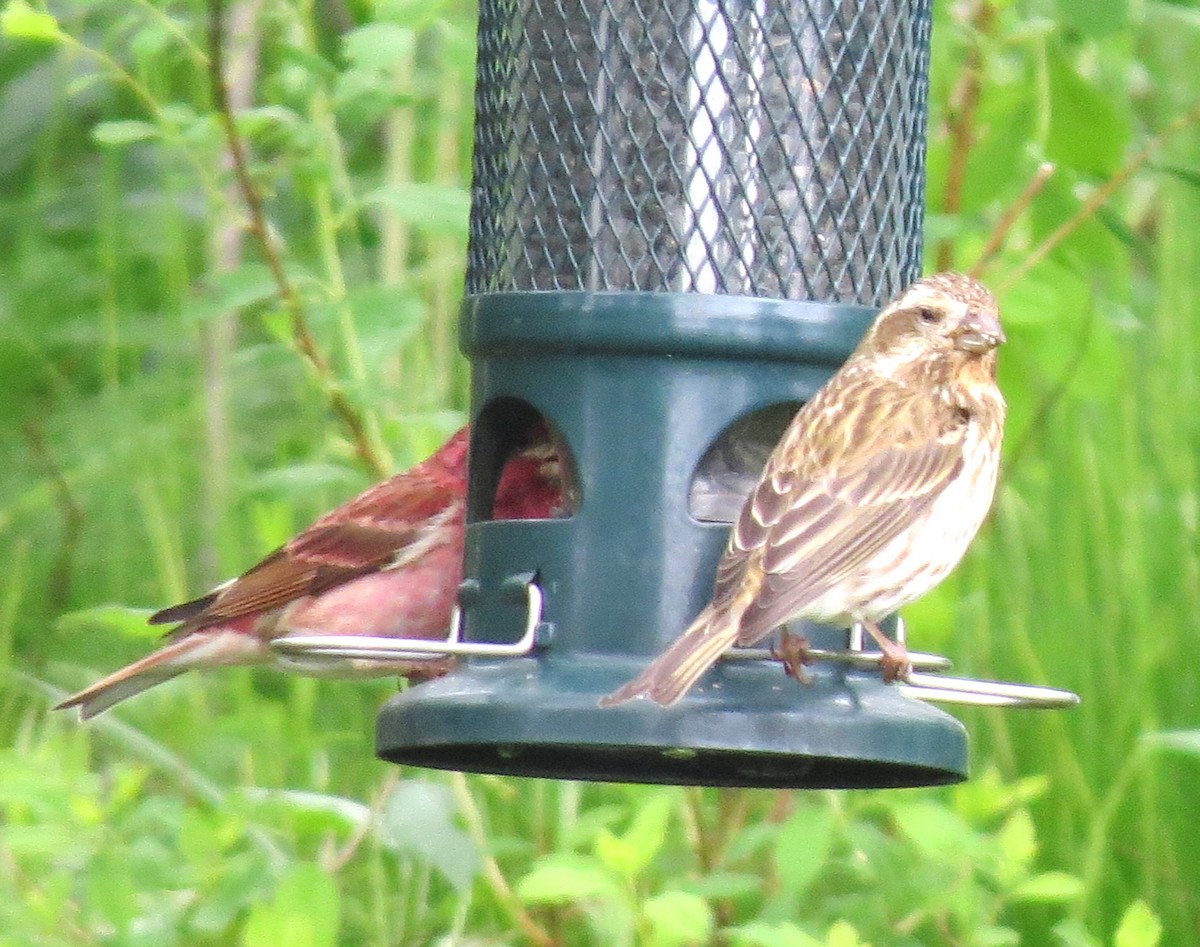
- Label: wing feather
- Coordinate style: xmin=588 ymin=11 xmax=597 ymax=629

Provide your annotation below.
xmin=708 ymin=372 xmax=969 ymax=646
xmin=162 ymin=472 xmax=461 ymax=631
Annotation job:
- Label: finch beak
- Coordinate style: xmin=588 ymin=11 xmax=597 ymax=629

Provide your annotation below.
xmin=955 ymin=310 xmax=1006 ymax=353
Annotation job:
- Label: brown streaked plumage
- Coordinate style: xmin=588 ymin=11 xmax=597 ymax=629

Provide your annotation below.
xmin=601 ymin=272 xmax=1006 ymax=707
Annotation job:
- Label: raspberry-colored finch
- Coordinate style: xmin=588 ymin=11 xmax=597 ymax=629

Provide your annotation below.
xmin=602 ymin=272 xmax=1006 ymax=707
xmin=57 ymin=425 xmax=565 ymax=719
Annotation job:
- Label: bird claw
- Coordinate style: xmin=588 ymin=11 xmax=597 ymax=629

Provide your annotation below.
xmin=860 ymin=619 xmax=912 ymax=684
xmin=879 ymin=648 xmax=913 ymax=684
xmin=772 ymin=628 xmax=814 ymax=685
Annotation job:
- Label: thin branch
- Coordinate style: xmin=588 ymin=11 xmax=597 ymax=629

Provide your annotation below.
xmin=449 ymin=772 xmax=556 ymax=947
xmin=57 ymin=35 xmax=221 ymax=201
xmin=711 ymin=788 xmax=756 ymax=870
xmin=323 ymin=769 xmax=400 ymax=873
xmin=206 ymin=0 xmax=388 ymax=478
xmin=686 ymin=786 xmax=719 ymax=873
xmin=998 ymin=100 xmax=1200 ymax=293
xmin=934 ymin=0 xmax=996 ymax=272
xmin=969 ymin=162 xmax=1056 ymax=279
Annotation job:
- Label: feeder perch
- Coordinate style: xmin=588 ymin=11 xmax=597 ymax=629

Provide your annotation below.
xmin=275 ymin=0 xmax=1078 ymax=787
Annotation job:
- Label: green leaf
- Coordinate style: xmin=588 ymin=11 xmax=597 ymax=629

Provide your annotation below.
xmin=1143 ymin=729 xmax=1200 ymax=755
xmin=1 ymin=0 xmax=61 ymax=41
xmin=66 ymin=72 xmax=106 ymax=98
xmin=926 ymin=83 xmax=1036 ymax=215
xmin=84 ymin=853 xmax=137 ymax=933
xmin=241 ymin=788 xmax=372 ymax=835
xmin=516 ymin=853 xmax=622 ymax=905
xmin=1045 ymin=47 xmax=1129 ymax=175
xmin=358 ymin=182 xmax=470 ymax=236
xmin=953 ymin=767 xmax=1050 ymax=824
xmin=345 ymin=284 xmax=427 ymax=350
xmin=997 ymin=265 xmax=1090 ymax=327
xmin=593 ymin=792 xmax=672 ymax=880
xmin=191 ymin=852 xmax=265 ymax=933
xmin=893 ymin=799 xmax=979 ymax=861
xmin=1114 ymin=900 xmax=1163 ymax=947
xmin=773 ymin=803 xmax=835 ymax=897
xmin=182 ymin=263 xmax=278 ymax=324
xmin=681 ymin=871 xmax=763 ymax=900
xmin=825 ymin=920 xmax=867 ymax=947
xmin=996 ymin=808 xmax=1038 ymax=873
xmin=1155 ymin=163 xmax=1200 ymax=191
xmin=642 ymin=891 xmax=714 ymax=947
xmin=1010 ymin=871 xmax=1084 ymax=903
xmin=725 ymin=921 xmax=823 ymax=947
xmin=342 ymin=23 xmax=415 ymax=70
xmin=242 ymin=863 xmax=339 ymax=947
xmin=1055 ymin=0 xmax=1126 ymax=37
xmin=55 ymin=605 xmax=157 ymax=641
xmin=235 ymin=105 xmax=304 ymax=140
xmin=377 ymin=0 xmax=445 ymax=27
xmin=374 ymin=780 xmax=480 ymax=892
xmin=1052 ymin=919 xmax=1102 ymax=947
xmin=90 ymin=120 xmax=159 ymax=147
xmin=975 ymin=925 xmax=1021 ymax=947
xmin=593 ymin=829 xmax=641 ymax=880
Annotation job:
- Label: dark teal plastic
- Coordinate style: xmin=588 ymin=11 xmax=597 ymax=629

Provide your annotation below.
xmin=375 ymin=292 xmax=968 ymax=787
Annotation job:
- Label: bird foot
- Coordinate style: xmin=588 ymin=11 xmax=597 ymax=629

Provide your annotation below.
xmin=772 ymin=628 xmax=814 ymax=685
xmin=860 ymin=619 xmax=912 ymax=683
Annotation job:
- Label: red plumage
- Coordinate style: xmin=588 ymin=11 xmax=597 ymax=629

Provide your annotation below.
xmin=58 ymin=425 xmax=566 ymax=718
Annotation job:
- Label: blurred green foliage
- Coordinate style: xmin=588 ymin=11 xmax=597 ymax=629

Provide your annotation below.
xmin=1 ymin=0 xmax=1198 ymax=943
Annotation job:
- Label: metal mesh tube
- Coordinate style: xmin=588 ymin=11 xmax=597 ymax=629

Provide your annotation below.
xmin=466 ymin=0 xmax=931 ymax=307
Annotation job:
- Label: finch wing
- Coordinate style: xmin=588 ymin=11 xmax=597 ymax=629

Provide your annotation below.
xmin=152 ymin=475 xmax=460 ymax=630
xmin=717 ymin=376 xmax=968 ymax=645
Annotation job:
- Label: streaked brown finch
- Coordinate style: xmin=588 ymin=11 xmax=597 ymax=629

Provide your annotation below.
xmin=602 ymin=272 xmax=1006 ymax=707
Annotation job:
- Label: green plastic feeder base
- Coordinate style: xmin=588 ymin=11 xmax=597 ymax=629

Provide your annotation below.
xmin=377 ymin=654 xmax=966 ymax=788
xmin=375 ymin=292 xmax=969 ymax=787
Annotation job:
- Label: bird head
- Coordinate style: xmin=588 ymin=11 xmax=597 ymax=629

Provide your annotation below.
xmin=495 ymin=420 xmax=575 ymax=519
xmin=860 ymin=272 xmax=1004 ymax=370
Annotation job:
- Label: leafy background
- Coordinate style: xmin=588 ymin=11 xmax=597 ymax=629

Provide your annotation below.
xmin=1 ymin=0 xmax=1197 ymax=944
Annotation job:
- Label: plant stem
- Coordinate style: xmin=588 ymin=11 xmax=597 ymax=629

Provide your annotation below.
xmin=449 ymin=773 xmax=556 ymax=947
xmin=206 ymin=0 xmax=388 ymax=478
xmin=999 ymin=100 xmax=1200 ymax=292
xmin=935 ymin=0 xmax=995 ymax=272
xmin=969 ymin=162 xmax=1055 ymax=279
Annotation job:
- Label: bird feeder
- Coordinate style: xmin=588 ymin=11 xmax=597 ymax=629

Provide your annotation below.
xmin=277 ymin=0 xmax=1076 ymax=786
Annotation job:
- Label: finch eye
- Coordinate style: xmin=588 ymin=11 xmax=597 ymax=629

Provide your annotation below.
xmin=918 ymin=306 xmax=941 ymax=324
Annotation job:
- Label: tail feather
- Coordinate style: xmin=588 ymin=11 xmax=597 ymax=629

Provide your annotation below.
xmin=600 ymin=606 xmax=742 ymax=707
xmin=54 ymin=631 xmax=265 ymax=720
xmin=149 ymin=590 xmax=220 ymax=626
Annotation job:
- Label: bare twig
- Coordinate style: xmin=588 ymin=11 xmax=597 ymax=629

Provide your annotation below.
xmin=323 ymin=769 xmax=401 ymax=873
xmin=969 ymin=162 xmax=1056 ymax=279
xmin=449 ymin=773 xmax=556 ymax=947
xmin=935 ymin=0 xmax=996 ymax=272
xmin=711 ymin=788 xmax=756 ymax=870
xmin=686 ymin=787 xmax=718 ymax=873
xmin=206 ymin=0 xmax=387 ymax=478
xmin=998 ymin=100 xmax=1200 ymax=293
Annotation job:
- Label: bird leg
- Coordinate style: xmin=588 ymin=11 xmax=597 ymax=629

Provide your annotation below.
xmin=772 ymin=625 xmax=814 ymax=685
xmin=858 ymin=619 xmax=912 ymax=683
